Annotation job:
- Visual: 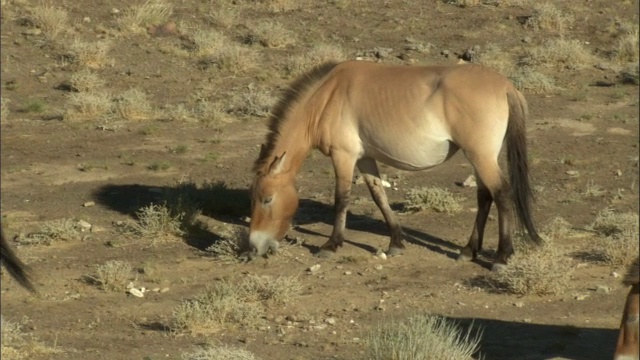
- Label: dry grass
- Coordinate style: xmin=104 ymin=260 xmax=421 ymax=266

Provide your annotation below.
xmin=613 ymin=27 xmax=639 ymax=64
xmin=16 ymin=219 xmax=84 ymax=245
xmin=69 ymin=69 xmax=106 ymax=93
xmin=200 ymin=43 xmax=258 ymax=75
xmin=118 ymin=0 xmax=173 ymax=34
xmin=526 ymin=3 xmax=574 ymax=34
xmin=65 ymin=91 xmax=113 ymax=121
xmin=249 ymin=20 xmax=297 ymax=48
xmin=206 ymin=226 xmax=249 ymax=263
xmin=476 ymin=43 xmax=515 ymax=76
xmin=114 ymin=88 xmax=154 ymax=121
xmin=509 ymin=66 xmax=559 ymax=94
xmin=525 ymin=38 xmax=596 ymax=70
xmin=68 ymin=39 xmax=112 ymax=69
xmin=91 ymin=260 xmax=134 ymax=292
xmin=181 ymin=345 xmax=258 ymax=360
xmin=541 ymin=217 xmax=576 ymax=240
xmin=172 ymin=275 xmax=301 ymax=335
xmin=229 ymin=84 xmax=276 ymax=117
xmin=250 ymin=0 xmax=302 ymax=13
xmin=367 ymin=314 xmax=482 ymax=360
xmin=583 ymin=180 xmax=606 ymax=197
xmin=404 ymin=187 xmax=463 ymax=214
xmin=29 ymin=3 xmax=69 ymax=40
xmin=590 ymin=209 xmax=639 ymax=267
xmin=285 ymin=43 xmax=347 ymax=77
xmin=485 ymin=238 xmax=574 ymax=295
xmin=192 ymin=29 xmax=227 ymax=57
xmin=205 ymin=6 xmax=241 ymax=29
xmin=119 ymin=204 xmax=186 ymax=243
xmin=1 ymin=317 xmax=61 ymax=359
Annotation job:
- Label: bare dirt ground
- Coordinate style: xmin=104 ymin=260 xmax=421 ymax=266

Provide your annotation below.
xmin=1 ymin=1 xmax=638 ymax=359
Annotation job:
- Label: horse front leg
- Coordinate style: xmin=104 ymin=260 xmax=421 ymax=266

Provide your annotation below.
xmin=316 ymin=151 xmax=357 ymax=258
xmin=615 ymin=283 xmax=639 ymax=360
xmin=357 ymin=157 xmax=405 ymax=256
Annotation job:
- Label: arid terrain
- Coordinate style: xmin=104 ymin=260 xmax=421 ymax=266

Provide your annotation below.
xmin=1 ymin=1 xmax=638 ymax=359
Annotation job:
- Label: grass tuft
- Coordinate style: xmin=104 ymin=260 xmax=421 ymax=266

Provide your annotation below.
xmin=68 ymin=39 xmax=112 ymax=69
xmin=114 ymin=88 xmax=154 ymax=121
xmin=404 ymin=187 xmax=463 ymax=213
xmin=29 ymin=3 xmax=69 ymax=40
xmin=118 ymin=0 xmax=173 ymax=34
xmin=367 ymin=314 xmax=482 ymax=360
xmin=590 ymin=209 xmax=639 ymax=267
xmin=206 ymin=226 xmax=250 ymax=264
xmin=526 ymin=3 xmax=574 ymax=34
xmin=249 ymin=20 xmax=297 ymax=48
xmin=181 ymin=345 xmax=258 ymax=360
xmin=119 ymin=204 xmax=186 ymax=243
xmin=17 ymin=219 xmax=84 ymax=245
xmin=92 ymin=260 xmax=133 ymax=292
xmin=65 ymin=91 xmax=113 ymax=121
xmin=172 ymin=275 xmax=301 ymax=335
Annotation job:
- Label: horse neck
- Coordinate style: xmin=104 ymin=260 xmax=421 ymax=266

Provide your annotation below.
xmin=270 ymin=114 xmax=312 ymax=178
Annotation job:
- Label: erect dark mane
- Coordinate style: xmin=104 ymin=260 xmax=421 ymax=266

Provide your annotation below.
xmin=253 ymin=61 xmax=339 ymax=174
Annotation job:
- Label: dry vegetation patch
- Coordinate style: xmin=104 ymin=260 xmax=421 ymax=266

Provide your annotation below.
xmin=525 ymin=3 xmax=574 ymax=34
xmin=367 ymin=314 xmax=482 ymax=360
xmin=65 ymin=91 xmax=114 ymax=122
xmin=118 ymin=0 xmax=174 ymax=34
xmin=68 ymin=39 xmax=113 ymax=69
xmin=29 ymin=3 xmax=69 ymax=41
xmin=403 ymin=187 xmax=463 ymax=214
xmin=90 ymin=260 xmax=134 ymax=292
xmin=181 ymin=345 xmax=259 ymax=360
xmin=114 ymin=88 xmax=154 ymax=121
xmin=589 ymin=209 xmax=639 ymax=267
xmin=1 ymin=317 xmax=61 ymax=359
xmin=118 ymin=204 xmax=186 ymax=243
xmin=172 ymin=275 xmax=302 ymax=335
xmin=16 ymin=218 xmax=84 ymax=245
xmin=524 ymin=38 xmax=596 ymax=70
xmin=249 ymin=20 xmax=297 ymax=48
xmin=285 ymin=43 xmax=347 ymax=77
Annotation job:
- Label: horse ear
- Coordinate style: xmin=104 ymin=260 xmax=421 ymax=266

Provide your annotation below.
xmin=259 ymin=144 xmax=267 ymax=159
xmin=269 ymin=152 xmax=287 ymax=175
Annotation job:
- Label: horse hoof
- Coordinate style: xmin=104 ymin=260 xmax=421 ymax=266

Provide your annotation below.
xmin=491 ymin=263 xmax=507 ymax=272
xmin=314 ymin=249 xmax=335 ymax=259
xmin=386 ymin=247 xmax=405 ymax=257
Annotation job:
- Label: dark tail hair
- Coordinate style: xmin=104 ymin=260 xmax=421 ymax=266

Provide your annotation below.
xmin=506 ymin=89 xmax=542 ymax=244
xmin=1 ymin=228 xmax=36 ymax=293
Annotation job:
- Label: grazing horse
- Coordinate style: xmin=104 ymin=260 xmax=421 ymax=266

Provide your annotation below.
xmin=615 ymin=257 xmax=639 ymax=360
xmin=1 ymin=227 xmax=36 ymax=293
xmin=249 ymin=60 xmax=541 ymax=270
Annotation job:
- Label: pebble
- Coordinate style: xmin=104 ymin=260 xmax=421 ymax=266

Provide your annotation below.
xmin=575 ymin=294 xmax=589 ymax=301
xmin=373 ymin=264 xmax=383 ymax=271
xmin=378 ymin=252 xmax=387 ymax=260
xmin=77 ymin=220 xmax=92 ymax=231
xmin=128 ymin=288 xmax=144 ymax=298
xmin=324 ymin=317 xmax=336 ymax=325
xmin=344 ymin=271 xmax=352 ymax=275
xmin=462 ymin=174 xmax=477 ymax=187
xmin=514 ymin=301 xmax=524 ymax=308
xmin=308 ymin=264 xmax=321 ymax=273
xmin=611 ymin=271 xmax=620 ymax=278
xmin=596 ymin=285 xmax=610 ymax=294
xmin=83 ymin=201 xmax=95 ymax=207
xmin=160 ymin=287 xmax=170 ymax=293
xmin=22 ymin=28 xmax=42 ymax=36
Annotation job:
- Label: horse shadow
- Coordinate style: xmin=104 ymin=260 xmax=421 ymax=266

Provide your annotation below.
xmin=446 ymin=316 xmax=619 ymax=360
xmin=92 ymin=182 xmax=464 ymax=262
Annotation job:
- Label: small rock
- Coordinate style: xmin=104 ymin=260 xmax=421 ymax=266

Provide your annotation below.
xmin=595 ymin=63 xmax=611 ymax=71
xmin=353 ymin=175 xmax=364 ymax=185
xmin=160 ymin=287 xmax=170 ymax=293
xmin=152 ymin=287 xmax=160 ymax=292
xmin=523 ymin=318 xmax=532 ymax=323
xmin=344 ymin=271 xmax=352 ymax=275
xmin=514 ymin=301 xmax=524 ymax=308
xmin=611 ymin=271 xmax=620 ymax=278
xmin=381 ymin=180 xmax=391 ymax=188
xmin=274 ymin=315 xmax=286 ymax=324
xmin=324 ymin=317 xmax=336 ymax=325
xmin=373 ymin=264 xmax=383 ymax=271
xmin=22 ymin=28 xmax=42 ymax=36
xmin=596 ymin=285 xmax=610 ymax=294
xmin=378 ymin=252 xmax=387 ymax=260
xmin=522 ymin=36 xmax=532 ymax=43
xmin=128 ymin=288 xmax=144 ymax=298
xmin=441 ymin=49 xmax=450 ymax=57
xmin=110 ymin=8 xmax=120 ymax=14
xmin=83 ymin=201 xmax=95 ymax=207
xmin=126 ymin=282 xmax=135 ymax=289
xmin=308 ymin=264 xmax=321 ymax=273
xmin=462 ymin=174 xmax=477 ymax=187
xmin=82 ymin=17 xmax=91 ymax=23
xmin=575 ymin=294 xmax=589 ymax=301
xmin=565 ymin=170 xmax=579 ymax=177
xmin=77 ymin=220 xmax=92 ymax=231
xmin=614 ymin=169 xmax=622 ymax=176
xmin=375 ymin=49 xmax=389 ymax=59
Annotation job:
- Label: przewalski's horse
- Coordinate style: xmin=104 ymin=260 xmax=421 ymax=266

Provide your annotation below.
xmin=615 ymin=257 xmax=639 ymax=360
xmin=1 ymin=227 xmax=36 ymax=293
xmin=249 ymin=60 xmax=541 ymax=270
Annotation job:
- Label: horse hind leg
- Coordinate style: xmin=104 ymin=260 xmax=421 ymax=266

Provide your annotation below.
xmin=458 ymin=176 xmax=493 ymax=263
xmin=463 ymin=154 xmax=514 ymax=271
xmin=357 ymin=158 xmax=405 ymax=256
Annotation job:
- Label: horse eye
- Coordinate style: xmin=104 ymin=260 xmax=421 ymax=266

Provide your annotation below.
xmin=262 ymin=196 xmax=273 ymax=205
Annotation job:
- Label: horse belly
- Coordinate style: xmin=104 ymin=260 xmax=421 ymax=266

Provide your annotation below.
xmin=365 ymin=135 xmax=457 ymax=171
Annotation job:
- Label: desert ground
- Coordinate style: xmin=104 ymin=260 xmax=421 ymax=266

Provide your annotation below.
xmin=1 ymin=1 xmax=638 ymax=359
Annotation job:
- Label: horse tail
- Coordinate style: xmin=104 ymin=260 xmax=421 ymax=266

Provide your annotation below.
xmin=506 ymin=88 xmax=542 ymax=244
xmin=1 ymin=228 xmax=36 ymax=293
xmin=623 ymin=257 xmax=640 ymax=287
